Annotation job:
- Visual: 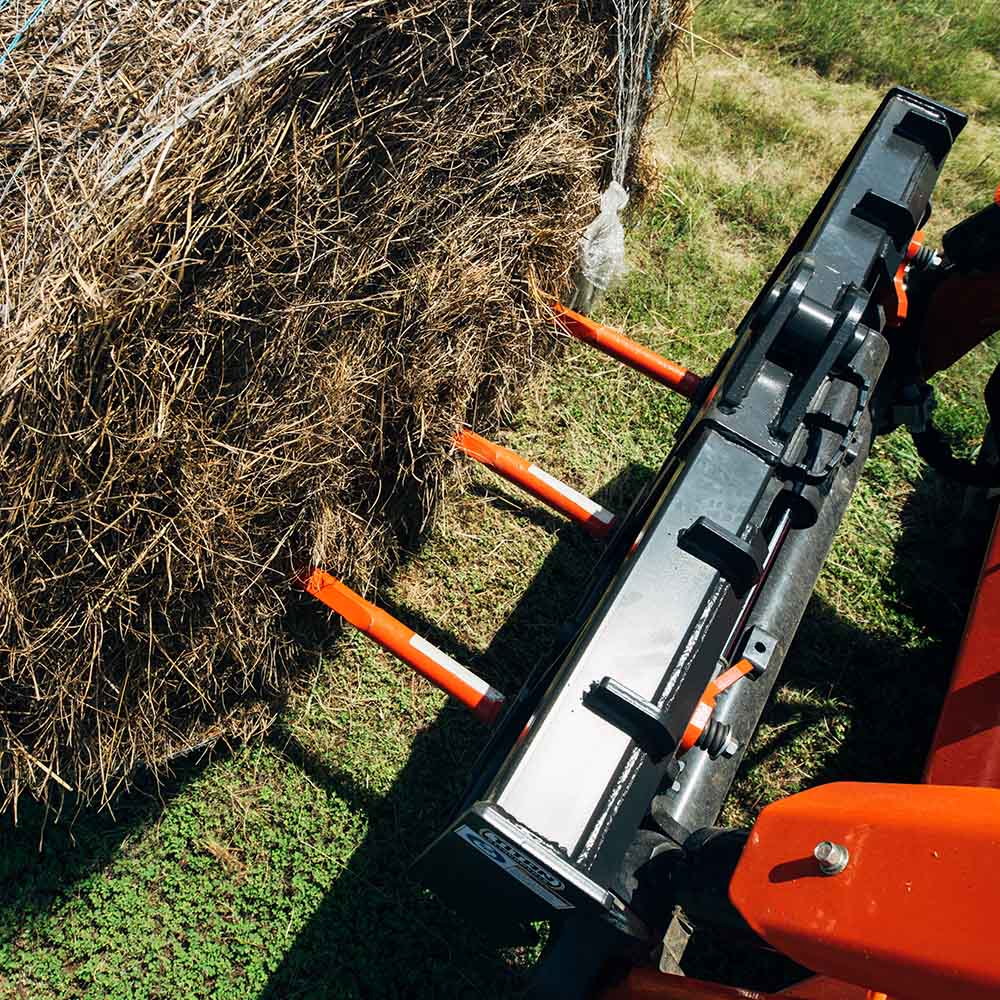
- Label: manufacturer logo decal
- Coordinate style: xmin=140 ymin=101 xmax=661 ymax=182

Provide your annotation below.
xmin=454 ymin=825 xmax=573 ymax=911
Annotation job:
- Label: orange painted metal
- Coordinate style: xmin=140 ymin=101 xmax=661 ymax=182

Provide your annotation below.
xmin=678 ymin=657 xmax=755 ymax=754
xmin=924 ymin=507 xmax=1000 ymax=786
xmin=915 ymin=268 xmax=1000 ymax=379
xmin=302 ymin=568 xmax=504 ymax=724
xmin=779 ymin=979 xmax=875 ymax=1000
xmin=597 ymin=967 xmax=774 ymax=999
xmin=455 ymin=427 xmax=616 ymax=539
xmin=596 ymin=968 xmax=868 ymax=1000
xmin=729 ymin=782 xmax=1000 ymax=1000
xmin=550 ymin=302 xmax=703 ymax=399
xmin=884 ymin=229 xmax=924 ymax=329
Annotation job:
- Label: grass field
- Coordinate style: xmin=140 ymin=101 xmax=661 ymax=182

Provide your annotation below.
xmin=3 ymin=4 xmax=1000 ymax=998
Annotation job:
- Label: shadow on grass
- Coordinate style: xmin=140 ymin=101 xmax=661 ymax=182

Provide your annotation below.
xmin=257 ymin=463 xmax=991 ymax=998
xmin=0 ymin=754 xmax=214 ymax=925
xmin=0 ymin=463 xmax=654 ymax=999
xmin=772 ymin=466 xmax=986 ymax=790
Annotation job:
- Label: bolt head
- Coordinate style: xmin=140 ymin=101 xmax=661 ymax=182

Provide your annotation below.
xmin=814 ymin=840 xmax=850 ymax=875
xmin=720 ymin=735 xmax=739 ymax=759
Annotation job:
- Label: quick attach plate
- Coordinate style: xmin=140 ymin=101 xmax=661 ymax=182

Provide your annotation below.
xmin=416 ymin=87 xmax=965 ymax=944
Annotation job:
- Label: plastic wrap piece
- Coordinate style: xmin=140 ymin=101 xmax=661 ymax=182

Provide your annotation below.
xmin=573 ymin=182 xmax=630 ymax=312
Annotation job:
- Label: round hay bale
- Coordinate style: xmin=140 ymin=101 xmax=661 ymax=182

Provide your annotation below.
xmin=0 ymin=0 xmax=687 ymax=811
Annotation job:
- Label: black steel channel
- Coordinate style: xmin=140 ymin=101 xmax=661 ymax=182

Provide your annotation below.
xmin=657 ymin=412 xmax=874 ymax=835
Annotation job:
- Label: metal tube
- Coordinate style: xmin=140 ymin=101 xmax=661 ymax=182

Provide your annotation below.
xmin=551 ymin=302 xmax=702 ymax=399
xmin=302 ymin=568 xmax=505 ymax=724
xmin=455 ymin=428 xmax=616 ymax=539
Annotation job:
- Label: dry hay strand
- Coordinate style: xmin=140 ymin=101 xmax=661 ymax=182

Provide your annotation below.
xmin=0 ymin=0 xmax=688 ymax=813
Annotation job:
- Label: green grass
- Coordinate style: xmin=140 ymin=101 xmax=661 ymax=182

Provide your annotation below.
xmin=4 ymin=9 xmax=1000 ymax=998
xmin=698 ymin=0 xmax=1000 ymax=121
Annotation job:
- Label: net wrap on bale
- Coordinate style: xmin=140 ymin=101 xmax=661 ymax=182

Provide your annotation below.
xmin=0 ymin=0 xmax=686 ymax=811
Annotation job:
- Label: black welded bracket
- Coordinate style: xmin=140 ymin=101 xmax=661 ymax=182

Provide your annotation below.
xmin=677 ymin=517 xmax=767 ymax=598
xmin=894 ymin=107 xmax=955 ymax=166
xmin=737 ymin=625 xmax=779 ymax=677
xmin=584 ymin=677 xmax=678 ymax=762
